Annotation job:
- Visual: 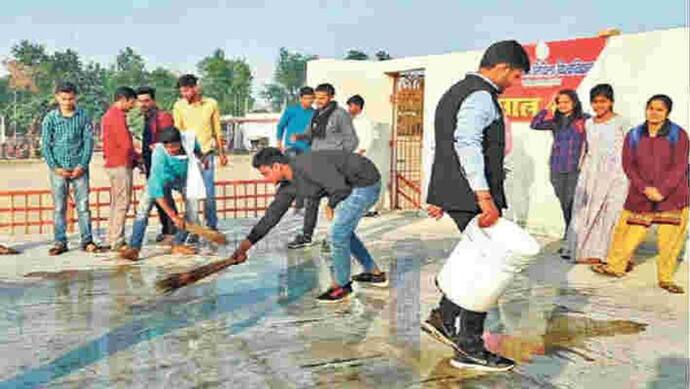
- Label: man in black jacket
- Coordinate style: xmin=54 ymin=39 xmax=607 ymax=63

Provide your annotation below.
xmin=423 ymin=40 xmax=530 ymax=372
xmin=229 ymin=147 xmax=386 ymax=303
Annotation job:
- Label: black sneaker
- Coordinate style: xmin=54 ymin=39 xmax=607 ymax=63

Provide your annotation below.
xmin=316 ymin=283 xmax=353 ymax=303
xmin=287 ymin=234 xmax=314 ymax=249
xmin=449 ymin=349 xmax=515 ymax=372
xmin=352 ymin=272 xmax=388 ymax=288
xmin=421 ymin=308 xmax=459 ymax=351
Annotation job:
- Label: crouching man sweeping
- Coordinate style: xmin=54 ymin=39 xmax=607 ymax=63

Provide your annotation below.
xmin=230 ymin=147 xmax=387 ymax=302
xmin=423 ymin=40 xmax=535 ymax=371
xmin=121 ymin=126 xmax=206 ymax=260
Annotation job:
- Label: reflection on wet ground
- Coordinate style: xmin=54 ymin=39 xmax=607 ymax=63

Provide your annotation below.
xmin=0 ymin=214 xmax=687 ymax=388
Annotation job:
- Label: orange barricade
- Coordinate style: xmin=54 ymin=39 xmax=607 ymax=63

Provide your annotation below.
xmin=0 ymin=179 xmax=275 ymax=235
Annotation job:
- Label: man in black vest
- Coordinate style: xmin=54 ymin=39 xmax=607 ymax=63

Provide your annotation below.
xmin=423 ymin=40 xmax=530 ymax=371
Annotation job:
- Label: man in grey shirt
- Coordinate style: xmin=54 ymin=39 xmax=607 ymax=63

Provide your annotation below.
xmin=289 ymin=83 xmax=359 ymax=249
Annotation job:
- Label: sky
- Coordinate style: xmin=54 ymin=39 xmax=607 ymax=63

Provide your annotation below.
xmin=0 ymin=0 xmax=687 ymax=104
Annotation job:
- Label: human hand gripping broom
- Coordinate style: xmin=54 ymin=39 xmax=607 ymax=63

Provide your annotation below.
xmin=156 ymin=239 xmax=252 ymax=293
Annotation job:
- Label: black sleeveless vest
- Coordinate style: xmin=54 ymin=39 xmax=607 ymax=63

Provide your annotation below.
xmin=426 ymin=74 xmax=506 ymax=212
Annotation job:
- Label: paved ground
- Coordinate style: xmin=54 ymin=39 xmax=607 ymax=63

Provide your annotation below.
xmin=0 ymin=212 xmax=687 ymax=388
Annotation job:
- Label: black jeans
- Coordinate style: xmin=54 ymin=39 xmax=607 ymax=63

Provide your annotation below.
xmin=286 ymin=148 xmax=306 ymax=209
xmin=549 ymin=170 xmax=579 ymax=236
xmin=439 ymin=208 xmax=495 ymax=345
xmin=302 ymin=196 xmax=321 ymax=239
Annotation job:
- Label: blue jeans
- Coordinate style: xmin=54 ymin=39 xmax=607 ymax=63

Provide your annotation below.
xmin=129 ymin=181 xmax=198 ymax=249
xmin=49 ymin=171 xmax=93 ymax=246
xmin=329 ymin=182 xmax=381 ymax=286
xmin=200 ymin=154 xmax=217 ymax=230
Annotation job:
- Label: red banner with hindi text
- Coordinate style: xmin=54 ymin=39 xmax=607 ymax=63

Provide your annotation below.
xmin=500 ymin=37 xmax=607 ymax=121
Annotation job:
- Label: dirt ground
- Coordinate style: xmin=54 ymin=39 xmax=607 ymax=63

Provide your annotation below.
xmin=0 ymin=152 xmax=261 ymax=190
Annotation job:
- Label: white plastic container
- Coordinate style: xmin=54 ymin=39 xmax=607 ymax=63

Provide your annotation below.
xmin=436 ymin=216 xmax=540 ymax=312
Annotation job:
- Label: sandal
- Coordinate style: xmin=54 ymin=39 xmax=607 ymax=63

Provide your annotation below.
xmin=576 ymin=257 xmax=603 ymax=265
xmin=625 ymin=261 xmax=635 ymax=273
xmin=0 ymin=245 xmax=19 ymax=255
xmin=659 ymin=282 xmax=685 ymax=294
xmin=82 ymin=242 xmax=106 ymax=253
xmin=49 ymin=243 xmax=68 ymax=256
xmin=591 ymin=264 xmax=624 ymax=278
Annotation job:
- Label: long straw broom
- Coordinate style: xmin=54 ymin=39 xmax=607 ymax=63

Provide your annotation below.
xmin=184 ymin=222 xmax=228 ymax=245
xmin=156 ymin=255 xmax=246 ymax=293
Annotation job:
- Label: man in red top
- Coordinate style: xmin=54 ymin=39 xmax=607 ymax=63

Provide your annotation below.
xmin=136 ymin=86 xmax=177 ymax=242
xmin=102 ymin=86 xmax=138 ymax=251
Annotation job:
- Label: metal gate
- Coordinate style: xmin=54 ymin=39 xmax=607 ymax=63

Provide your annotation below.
xmin=390 ymin=71 xmax=424 ymax=209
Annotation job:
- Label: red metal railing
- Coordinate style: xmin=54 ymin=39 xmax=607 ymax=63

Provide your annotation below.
xmin=0 ymin=179 xmax=275 ymax=236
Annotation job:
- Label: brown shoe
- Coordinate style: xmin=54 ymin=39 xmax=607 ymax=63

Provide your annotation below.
xmin=82 ymin=242 xmax=107 ymax=253
xmin=171 ymin=245 xmax=197 ymax=256
xmin=659 ymin=282 xmax=685 ymax=294
xmin=49 ymin=242 xmax=68 ymax=256
xmin=120 ymin=247 xmax=140 ymax=261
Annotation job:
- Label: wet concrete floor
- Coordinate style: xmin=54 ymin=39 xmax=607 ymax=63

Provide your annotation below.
xmin=0 ymin=212 xmax=687 ymax=388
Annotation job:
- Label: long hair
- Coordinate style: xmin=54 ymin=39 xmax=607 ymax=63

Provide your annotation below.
xmin=553 ymin=89 xmax=585 ymax=128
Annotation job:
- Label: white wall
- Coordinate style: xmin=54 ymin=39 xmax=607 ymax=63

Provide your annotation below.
xmin=307 ymin=27 xmax=689 ymax=237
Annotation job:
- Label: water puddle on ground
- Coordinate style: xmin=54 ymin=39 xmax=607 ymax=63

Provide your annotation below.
xmin=483 ymin=313 xmax=648 ymax=364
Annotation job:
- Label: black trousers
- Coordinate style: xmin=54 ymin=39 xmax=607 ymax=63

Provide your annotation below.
xmin=549 ymin=170 xmax=579 ymax=236
xmin=302 ymin=197 xmax=320 ymax=239
xmin=438 ymin=208 xmax=494 ymax=347
xmin=286 ymin=148 xmax=306 ymax=209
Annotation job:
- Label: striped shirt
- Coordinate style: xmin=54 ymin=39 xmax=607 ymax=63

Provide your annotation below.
xmin=41 ymin=108 xmax=94 ymax=170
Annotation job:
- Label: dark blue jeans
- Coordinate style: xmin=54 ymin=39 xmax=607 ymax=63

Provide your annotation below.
xmin=329 ymin=182 xmax=381 ymax=286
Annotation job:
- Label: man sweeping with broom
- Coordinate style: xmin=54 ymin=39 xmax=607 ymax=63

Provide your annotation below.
xmin=120 ymin=126 xmax=225 ymax=261
xmin=158 ymin=147 xmax=386 ymax=302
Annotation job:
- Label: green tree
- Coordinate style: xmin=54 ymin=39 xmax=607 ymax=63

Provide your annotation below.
xmin=344 ymin=49 xmax=369 ymax=60
xmin=10 ymin=40 xmax=49 ymax=67
xmin=375 ymin=50 xmax=393 ymax=61
xmin=148 ymin=67 xmax=178 ymax=110
xmin=260 ymin=83 xmax=287 ymax=112
xmin=112 ymin=47 xmax=147 ymax=85
xmin=197 ymin=49 xmax=253 ymax=116
xmin=263 ymin=47 xmax=316 ymax=111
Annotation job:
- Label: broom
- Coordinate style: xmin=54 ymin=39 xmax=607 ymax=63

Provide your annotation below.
xmin=156 ymin=255 xmax=246 ymax=293
xmin=0 ymin=245 xmax=19 ymax=255
xmin=184 ymin=222 xmax=228 ymax=245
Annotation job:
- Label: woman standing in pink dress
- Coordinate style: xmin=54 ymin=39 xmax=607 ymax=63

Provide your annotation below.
xmin=566 ymin=84 xmax=630 ymax=264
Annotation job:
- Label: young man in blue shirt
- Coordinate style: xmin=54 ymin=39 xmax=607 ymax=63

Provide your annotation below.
xmin=120 ymin=127 xmax=200 ymax=261
xmin=276 ymin=86 xmax=315 ymax=217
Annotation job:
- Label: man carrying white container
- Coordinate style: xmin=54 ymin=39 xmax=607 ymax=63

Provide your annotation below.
xmin=424 ymin=40 xmax=533 ymax=371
